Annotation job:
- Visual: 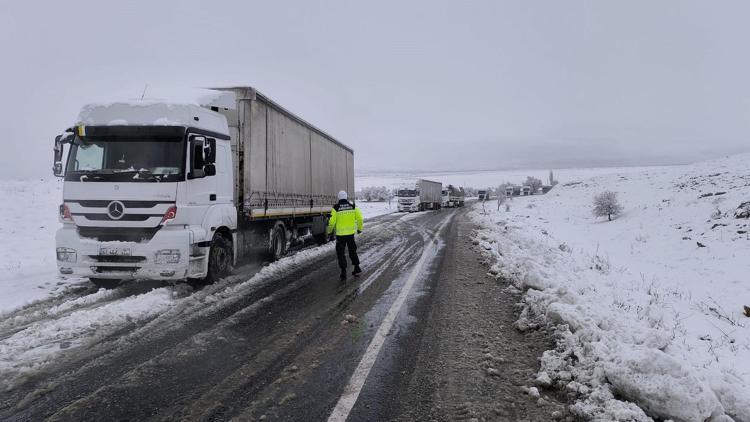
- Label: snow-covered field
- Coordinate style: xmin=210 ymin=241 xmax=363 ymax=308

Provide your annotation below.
xmin=356 ymin=200 xmax=396 ymax=219
xmin=471 ymin=153 xmax=750 ymax=421
xmin=356 ymin=166 xmax=656 ymax=192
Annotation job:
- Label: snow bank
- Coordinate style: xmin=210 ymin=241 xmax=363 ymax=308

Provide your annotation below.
xmin=0 ymin=286 xmax=177 ymax=385
xmin=0 ymin=179 xmax=83 ymax=313
xmin=471 ymin=153 xmax=750 ymax=422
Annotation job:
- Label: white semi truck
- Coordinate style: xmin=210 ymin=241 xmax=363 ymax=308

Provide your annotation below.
xmin=396 ymin=179 xmax=442 ymax=212
xmin=445 ymin=185 xmax=465 ymax=207
xmin=53 ymin=87 xmax=354 ymax=288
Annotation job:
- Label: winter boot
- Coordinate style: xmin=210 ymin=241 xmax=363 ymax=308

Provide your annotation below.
xmin=352 ymin=265 xmax=362 ymax=276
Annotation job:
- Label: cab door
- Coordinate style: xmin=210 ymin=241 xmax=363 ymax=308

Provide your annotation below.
xmin=186 ymin=134 xmax=217 ymax=214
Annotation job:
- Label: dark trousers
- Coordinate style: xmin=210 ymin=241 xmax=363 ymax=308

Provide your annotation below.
xmin=336 ymin=235 xmax=360 ymax=270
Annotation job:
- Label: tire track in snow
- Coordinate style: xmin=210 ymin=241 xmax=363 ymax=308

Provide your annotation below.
xmin=37 ymin=218 xmax=412 ymax=421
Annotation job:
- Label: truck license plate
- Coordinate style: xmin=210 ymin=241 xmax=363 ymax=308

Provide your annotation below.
xmin=99 ymin=247 xmax=131 ymax=256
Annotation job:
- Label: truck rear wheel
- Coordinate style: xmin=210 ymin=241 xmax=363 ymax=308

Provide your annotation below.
xmin=270 ymin=225 xmax=287 ymax=261
xmin=206 ymin=234 xmax=232 ymax=284
xmin=89 ymin=278 xmax=121 ymax=289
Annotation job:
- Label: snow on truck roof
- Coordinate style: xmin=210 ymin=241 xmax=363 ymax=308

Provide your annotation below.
xmin=74 ymin=86 xmax=352 ymax=152
xmin=75 ymin=88 xmax=234 ymax=137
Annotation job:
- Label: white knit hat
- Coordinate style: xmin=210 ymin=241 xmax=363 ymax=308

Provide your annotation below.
xmin=338 ymin=190 xmax=348 ymax=200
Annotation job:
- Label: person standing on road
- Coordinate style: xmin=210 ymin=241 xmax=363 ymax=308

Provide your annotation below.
xmin=327 ymin=190 xmax=363 ymax=281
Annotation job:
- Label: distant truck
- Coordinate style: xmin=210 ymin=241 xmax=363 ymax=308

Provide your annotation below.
xmin=478 ymin=190 xmax=489 ymax=201
xmin=396 ymin=179 xmax=442 ymax=212
xmin=441 ymin=189 xmax=450 ymax=208
xmin=443 ymin=185 xmax=465 ymax=207
xmin=52 ymin=87 xmax=353 ymax=288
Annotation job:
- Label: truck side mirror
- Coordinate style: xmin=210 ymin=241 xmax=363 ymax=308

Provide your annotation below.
xmin=53 ymin=135 xmax=64 ymax=177
xmin=205 ymin=138 xmax=216 ymax=164
xmin=188 ymin=135 xmax=207 ymax=179
xmin=52 ymin=132 xmax=74 ymax=177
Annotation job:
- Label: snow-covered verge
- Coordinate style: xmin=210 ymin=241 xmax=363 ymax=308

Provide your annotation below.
xmin=0 ymin=179 xmax=83 ymax=313
xmin=471 ymin=153 xmax=750 ymax=422
xmin=356 ymin=201 xmax=396 ymax=219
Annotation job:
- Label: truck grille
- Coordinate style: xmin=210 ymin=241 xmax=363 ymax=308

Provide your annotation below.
xmin=79 ymin=214 xmax=157 ymax=222
xmin=77 ymin=227 xmax=160 ymax=242
xmin=70 ymin=200 xmax=172 ymax=208
xmin=88 ymin=255 xmax=146 ymax=263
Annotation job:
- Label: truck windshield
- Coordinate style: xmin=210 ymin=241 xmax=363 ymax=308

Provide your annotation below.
xmin=397 ymin=189 xmax=418 ymax=197
xmin=65 ymin=136 xmax=185 ymax=182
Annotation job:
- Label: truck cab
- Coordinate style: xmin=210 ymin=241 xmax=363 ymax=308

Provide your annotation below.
xmin=396 ymin=188 xmax=420 ymax=212
xmin=54 ymin=100 xmax=237 ymax=287
xmin=441 ymin=189 xmax=450 ymax=208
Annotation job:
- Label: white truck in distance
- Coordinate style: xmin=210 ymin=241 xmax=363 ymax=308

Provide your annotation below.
xmin=445 ymin=185 xmax=465 ymax=207
xmin=396 ymin=179 xmax=442 ymax=212
xmin=477 ymin=189 xmax=488 ymax=200
xmin=53 ymin=87 xmax=353 ymax=288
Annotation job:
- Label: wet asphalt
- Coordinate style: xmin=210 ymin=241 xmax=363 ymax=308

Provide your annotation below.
xmin=0 ymin=208 xmax=456 ymax=421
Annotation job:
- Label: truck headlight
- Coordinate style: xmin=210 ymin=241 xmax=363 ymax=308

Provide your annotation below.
xmin=155 ymin=249 xmax=181 ymax=264
xmin=56 ymin=247 xmax=77 ymax=262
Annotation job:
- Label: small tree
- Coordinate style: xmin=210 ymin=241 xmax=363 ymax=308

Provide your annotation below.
xmin=356 ymin=186 xmax=389 ymax=201
xmin=548 ymin=170 xmax=558 ymax=186
xmin=525 ymin=176 xmax=543 ymax=193
xmin=593 ymin=191 xmax=624 ymax=221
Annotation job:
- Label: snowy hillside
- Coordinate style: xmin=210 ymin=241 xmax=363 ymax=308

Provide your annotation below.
xmin=471 ymin=153 xmax=750 ymax=421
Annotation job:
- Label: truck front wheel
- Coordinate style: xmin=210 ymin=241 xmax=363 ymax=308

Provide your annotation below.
xmin=270 ymin=225 xmax=286 ymax=261
xmin=206 ymin=234 xmax=233 ymax=284
xmin=89 ymin=278 xmax=121 ymax=289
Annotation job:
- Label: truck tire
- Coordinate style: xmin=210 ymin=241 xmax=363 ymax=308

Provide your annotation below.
xmin=89 ymin=278 xmax=121 ymax=289
xmin=205 ymin=234 xmax=233 ymax=284
xmin=270 ymin=225 xmax=286 ymax=261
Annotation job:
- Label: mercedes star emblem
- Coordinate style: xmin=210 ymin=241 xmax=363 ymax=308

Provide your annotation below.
xmin=107 ymin=201 xmax=125 ymax=220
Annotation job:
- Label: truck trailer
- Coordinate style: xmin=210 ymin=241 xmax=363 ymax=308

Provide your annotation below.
xmin=52 ymin=87 xmax=353 ymax=288
xmin=396 ymin=179 xmax=442 ymax=212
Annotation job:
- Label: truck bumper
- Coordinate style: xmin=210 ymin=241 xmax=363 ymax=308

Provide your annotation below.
xmin=55 ymin=225 xmax=204 ymax=281
xmin=397 ymin=204 xmax=419 ymax=212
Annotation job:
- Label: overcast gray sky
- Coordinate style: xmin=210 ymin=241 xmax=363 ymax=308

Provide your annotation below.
xmin=1 ymin=0 xmax=748 ymax=178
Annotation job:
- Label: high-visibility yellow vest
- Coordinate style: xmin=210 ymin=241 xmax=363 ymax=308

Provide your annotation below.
xmin=327 ymin=201 xmax=363 ymax=236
